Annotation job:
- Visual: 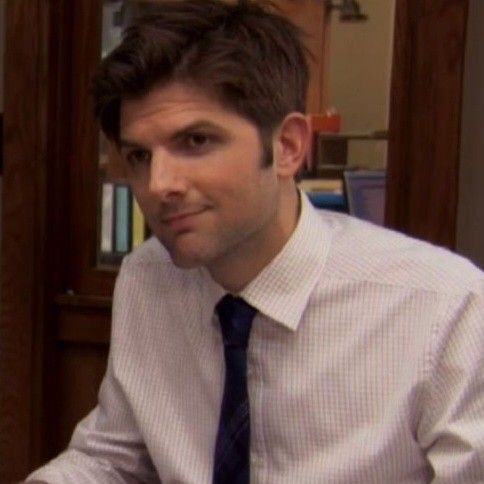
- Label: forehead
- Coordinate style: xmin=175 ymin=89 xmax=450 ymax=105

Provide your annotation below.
xmin=120 ymin=82 xmax=243 ymax=132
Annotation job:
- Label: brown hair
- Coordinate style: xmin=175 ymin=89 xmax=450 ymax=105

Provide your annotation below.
xmin=91 ymin=0 xmax=309 ymax=164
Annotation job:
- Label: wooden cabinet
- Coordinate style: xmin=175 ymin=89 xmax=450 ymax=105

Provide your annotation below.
xmin=0 ymin=0 xmax=468 ymax=481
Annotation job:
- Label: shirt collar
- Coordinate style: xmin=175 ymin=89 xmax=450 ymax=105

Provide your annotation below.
xmin=239 ymin=191 xmax=331 ymax=331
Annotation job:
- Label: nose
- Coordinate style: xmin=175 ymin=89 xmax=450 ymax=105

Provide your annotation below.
xmin=147 ymin=152 xmax=188 ymax=202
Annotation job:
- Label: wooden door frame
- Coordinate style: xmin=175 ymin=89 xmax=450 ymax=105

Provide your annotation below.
xmin=385 ymin=0 xmax=469 ymax=248
xmin=0 ymin=0 xmax=72 ymax=479
xmin=0 ymin=0 xmax=470 ymax=480
xmin=0 ymin=0 xmax=49 ymax=478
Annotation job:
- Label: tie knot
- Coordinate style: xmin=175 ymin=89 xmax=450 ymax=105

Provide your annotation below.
xmin=215 ymin=295 xmax=257 ymax=348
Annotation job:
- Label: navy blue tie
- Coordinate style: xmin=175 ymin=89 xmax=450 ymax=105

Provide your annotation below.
xmin=213 ymin=294 xmax=257 ymax=484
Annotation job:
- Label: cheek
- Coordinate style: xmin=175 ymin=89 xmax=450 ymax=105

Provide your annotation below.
xmin=218 ymin=173 xmax=278 ymax=223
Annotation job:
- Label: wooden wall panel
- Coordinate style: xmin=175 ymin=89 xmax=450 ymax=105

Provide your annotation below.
xmin=0 ymin=1 xmax=46 ymax=480
xmin=0 ymin=0 xmax=110 ymax=479
xmin=43 ymin=300 xmax=111 ymax=459
xmin=48 ymin=343 xmax=109 ymax=457
xmin=386 ymin=0 xmax=469 ymax=248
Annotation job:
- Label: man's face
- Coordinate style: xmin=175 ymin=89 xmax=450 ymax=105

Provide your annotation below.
xmin=119 ymin=82 xmax=297 ymax=282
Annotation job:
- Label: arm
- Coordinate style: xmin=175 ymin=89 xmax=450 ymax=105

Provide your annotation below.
xmin=26 ymin=259 xmax=160 ymax=483
xmin=418 ymin=281 xmax=484 ymax=482
xmin=25 ymin=357 xmax=159 ymax=483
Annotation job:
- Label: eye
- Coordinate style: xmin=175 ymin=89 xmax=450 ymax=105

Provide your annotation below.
xmin=176 ymin=132 xmax=219 ymax=155
xmin=185 ymin=133 xmax=211 ymax=149
xmin=126 ymin=149 xmax=151 ymax=166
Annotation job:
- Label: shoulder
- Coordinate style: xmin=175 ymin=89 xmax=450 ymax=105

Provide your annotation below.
xmin=109 ymin=237 xmax=217 ymax=342
xmin=122 ymin=236 xmax=171 ymax=268
xmin=316 ymin=211 xmax=483 ymax=296
xmin=114 ymin=236 xmax=204 ymax=297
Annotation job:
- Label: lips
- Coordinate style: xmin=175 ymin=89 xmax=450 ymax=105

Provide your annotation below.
xmin=161 ymin=208 xmax=208 ymax=229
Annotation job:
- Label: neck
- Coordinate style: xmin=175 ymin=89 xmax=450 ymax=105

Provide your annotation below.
xmin=209 ymin=184 xmax=301 ymax=293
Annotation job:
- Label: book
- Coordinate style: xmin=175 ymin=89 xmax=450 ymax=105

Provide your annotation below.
xmin=132 ymin=198 xmax=145 ymax=249
xmin=298 ymin=178 xmax=343 ymax=194
xmin=100 ymin=182 xmax=114 ymax=253
xmin=114 ymin=184 xmax=131 ymax=253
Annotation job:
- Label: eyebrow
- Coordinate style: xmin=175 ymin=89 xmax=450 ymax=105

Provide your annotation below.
xmin=117 ymin=139 xmax=145 ymax=150
xmin=118 ymin=120 xmax=231 ymax=148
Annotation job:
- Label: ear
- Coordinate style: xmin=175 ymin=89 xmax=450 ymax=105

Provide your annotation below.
xmin=273 ymin=112 xmax=311 ymax=178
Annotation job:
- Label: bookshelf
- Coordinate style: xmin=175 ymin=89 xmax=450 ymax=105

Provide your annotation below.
xmin=97 ymin=2 xmax=146 ymax=268
xmin=306 ymin=130 xmax=388 ymax=178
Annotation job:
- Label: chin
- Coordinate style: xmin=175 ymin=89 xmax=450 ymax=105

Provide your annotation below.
xmin=168 ymin=248 xmax=210 ymax=269
xmin=157 ymin=233 xmax=220 ymax=269
xmin=170 ymin=257 xmax=204 ymax=269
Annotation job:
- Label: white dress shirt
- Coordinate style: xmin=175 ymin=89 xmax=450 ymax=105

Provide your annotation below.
xmin=29 ymin=193 xmax=484 ymax=483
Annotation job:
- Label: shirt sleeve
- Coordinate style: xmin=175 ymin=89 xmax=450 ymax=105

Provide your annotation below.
xmin=27 ymin=256 xmax=160 ymax=483
xmin=26 ymin=355 xmax=160 ymax=483
xmin=419 ymin=280 xmax=484 ymax=482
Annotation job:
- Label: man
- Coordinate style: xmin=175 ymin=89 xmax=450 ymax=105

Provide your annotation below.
xmin=27 ymin=0 xmax=484 ymax=482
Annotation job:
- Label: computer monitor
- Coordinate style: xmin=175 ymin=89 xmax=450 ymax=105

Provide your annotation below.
xmin=344 ymin=170 xmax=386 ymax=225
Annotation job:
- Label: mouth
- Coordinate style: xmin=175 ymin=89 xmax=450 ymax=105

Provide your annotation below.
xmin=161 ymin=208 xmax=208 ymax=229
